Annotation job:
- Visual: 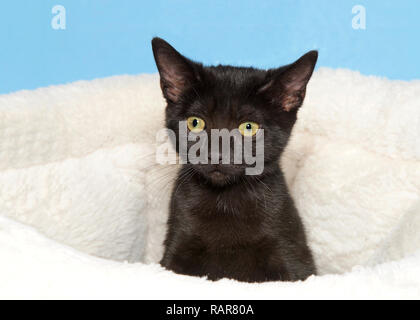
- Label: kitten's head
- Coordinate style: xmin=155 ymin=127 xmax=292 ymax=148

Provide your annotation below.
xmin=152 ymin=37 xmax=317 ymax=186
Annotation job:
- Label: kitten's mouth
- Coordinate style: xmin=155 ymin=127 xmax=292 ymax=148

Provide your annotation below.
xmin=210 ymin=170 xmax=225 ymax=180
xmin=206 ymin=167 xmax=235 ymax=186
xmin=195 ymin=164 xmax=243 ymax=186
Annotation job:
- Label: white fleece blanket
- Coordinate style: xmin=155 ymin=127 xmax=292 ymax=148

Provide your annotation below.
xmin=0 ymin=68 xmax=419 ymax=299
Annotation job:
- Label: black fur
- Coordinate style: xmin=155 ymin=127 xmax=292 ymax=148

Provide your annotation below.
xmin=152 ymin=37 xmax=318 ymax=282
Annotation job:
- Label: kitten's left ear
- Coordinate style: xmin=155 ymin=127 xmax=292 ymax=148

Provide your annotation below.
xmin=260 ymin=51 xmax=318 ymax=111
xmin=152 ymin=37 xmax=200 ymax=104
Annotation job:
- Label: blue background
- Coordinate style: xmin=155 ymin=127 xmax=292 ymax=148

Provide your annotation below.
xmin=0 ymin=0 xmax=419 ymax=94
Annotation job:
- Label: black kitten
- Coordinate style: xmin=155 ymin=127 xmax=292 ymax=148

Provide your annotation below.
xmin=152 ymin=37 xmax=317 ymax=282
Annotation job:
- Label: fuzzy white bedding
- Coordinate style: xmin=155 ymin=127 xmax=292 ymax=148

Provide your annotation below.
xmin=0 ymin=68 xmax=419 ymax=299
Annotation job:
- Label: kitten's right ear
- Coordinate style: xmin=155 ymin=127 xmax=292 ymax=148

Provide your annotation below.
xmin=152 ymin=37 xmax=199 ymax=103
xmin=259 ymin=51 xmax=318 ymax=112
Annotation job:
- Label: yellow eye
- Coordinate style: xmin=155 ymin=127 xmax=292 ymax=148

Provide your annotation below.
xmin=187 ymin=117 xmax=206 ymax=133
xmin=239 ymin=122 xmax=260 ymax=137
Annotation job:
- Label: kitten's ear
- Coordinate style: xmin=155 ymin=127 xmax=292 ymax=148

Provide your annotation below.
xmin=152 ymin=37 xmax=199 ymax=103
xmin=260 ymin=51 xmax=318 ymax=111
